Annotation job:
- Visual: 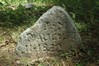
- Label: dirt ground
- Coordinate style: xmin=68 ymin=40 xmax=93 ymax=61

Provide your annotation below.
xmin=0 ymin=29 xmax=98 ymax=66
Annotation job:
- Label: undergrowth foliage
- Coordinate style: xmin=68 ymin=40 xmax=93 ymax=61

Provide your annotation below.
xmin=0 ymin=5 xmax=49 ymax=28
xmin=0 ymin=0 xmax=98 ymax=29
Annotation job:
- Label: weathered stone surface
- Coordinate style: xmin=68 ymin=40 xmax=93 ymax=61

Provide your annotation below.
xmin=16 ymin=6 xmax=81 ymax=59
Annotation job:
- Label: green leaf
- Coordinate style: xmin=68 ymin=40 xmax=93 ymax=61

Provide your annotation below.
xmin=77 ymin=63 xmax=83 ymax=66
xmin=38 ymin=63 xmax=45 ymax=66
xmin=95 ymin=0 xmax=99 ymax=5
xmin=0 ymin=2 xmax=3 ymax=6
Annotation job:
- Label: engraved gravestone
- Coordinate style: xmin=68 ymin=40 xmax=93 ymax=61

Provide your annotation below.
xmin=16 ymin=6 xmax=81 ymax=59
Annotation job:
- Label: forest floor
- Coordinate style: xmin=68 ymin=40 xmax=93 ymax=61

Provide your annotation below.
xmin=0 ymin=4 xmax=99 ymax=66
xmin=0 ymin=27 xmax=98 ymax=66
xmin=0 ymin=27 xmax=99 ymax=66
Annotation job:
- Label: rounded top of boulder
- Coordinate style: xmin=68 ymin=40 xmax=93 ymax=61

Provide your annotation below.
xmin=16 ymin=6 xmax=81 ymax=60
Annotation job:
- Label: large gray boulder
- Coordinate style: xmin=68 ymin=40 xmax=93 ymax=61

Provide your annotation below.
xmin=16 ymin=6 xmax=81 ymax=59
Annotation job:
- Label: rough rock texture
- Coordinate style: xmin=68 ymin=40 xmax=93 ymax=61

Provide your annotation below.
xmin=16 ymin=6 xmax=81 ymax=59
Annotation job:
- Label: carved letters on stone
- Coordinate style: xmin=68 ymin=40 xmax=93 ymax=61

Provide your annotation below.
xmin=16 ymin=6 xmax=81 ymax=59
